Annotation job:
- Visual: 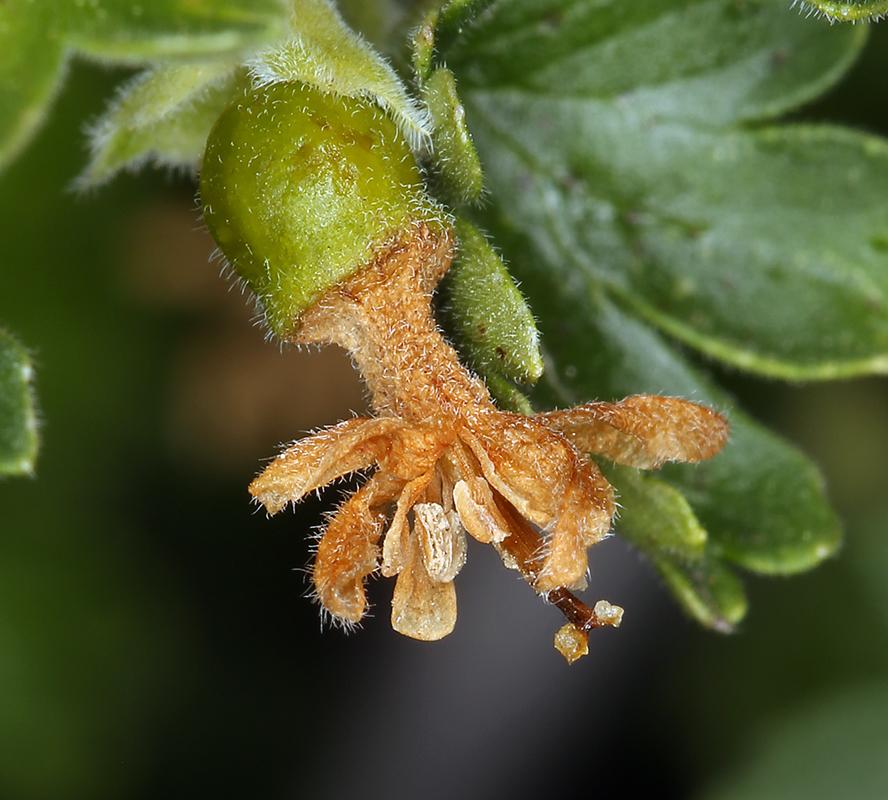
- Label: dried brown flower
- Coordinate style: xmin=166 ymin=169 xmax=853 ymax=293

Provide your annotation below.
xmin=249 ymin=222 xmax=729 ymax=661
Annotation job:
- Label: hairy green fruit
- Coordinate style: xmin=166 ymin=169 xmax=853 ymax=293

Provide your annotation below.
xmin=201 ymin=81 xmax=441 ymax=339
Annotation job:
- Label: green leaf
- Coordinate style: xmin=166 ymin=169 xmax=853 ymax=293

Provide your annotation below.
xmin=528 ymin=266 xmax=841 ymax=573
xmin=603 ymin=464 xmax=707 ymax=560
xmin=648 ymin=549 xmax=748 ymax=632
xmin=796 ymin=0 xmax=888 ymax=22
xmin=661 ymin=396 xmax=842 ymax=576
xmin=0 ymin=330 xmax=38 ymax=476
xmin=0 ymin=0 xmax=286 ymax=173
xmin=444 ymin=0 xmax=864 ymax=121
xmin=52 ymin=0 xmax=285 ymax=62
xmin=421 ymin=68 xmax=484 ymax=206
xmin=491 ymin=236 xmax=839 ymax=606
xmin=0 ymin=3 xmax=66 ymax=170
xmin=597 ymin=462 xmax=749 ymax=629
xmin=78 ymin=62 xmax=247 ymax=187
xmin=443 ymin=0 xmax=888 ymax=379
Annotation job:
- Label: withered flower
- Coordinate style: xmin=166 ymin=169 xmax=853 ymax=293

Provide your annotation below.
xmin=250 ymin=222 xmax=728 ymax=658
xmin=200 ymin=82 xmax=728 ymax=662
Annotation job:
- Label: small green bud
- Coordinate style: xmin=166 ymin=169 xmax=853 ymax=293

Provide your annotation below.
xmin=422 ymin=68 xmax=484 ymax=206
xmin=443 ymin=219 xmax=544 ymax=394
xmin=201 ymin=81 xmax=441 ymax=339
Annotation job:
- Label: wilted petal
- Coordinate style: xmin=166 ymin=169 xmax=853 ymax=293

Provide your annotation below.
xmin=250 ymin=417 xmax=405 ymax=513
xmin=452 ymin=477 xmax=510 ymax=544
xmin=381 ymin=471 xmax=434 ymax=577
xmin=536 ymin=477 xmax=599 ymax=592
xmin=391 ymin=534 xmax=457 ymax=641
xmin=562 ymin=457 xmax=616 ymax=548
xmin=414 ymin=502 xmax=466 ymax=583
xmin=460 ymin=419 xmax=573 ymax=530
xmin=536 ymin=395 xmax=729 ymax=470
xmin=313 ymin=473 xmax=400 ymax=624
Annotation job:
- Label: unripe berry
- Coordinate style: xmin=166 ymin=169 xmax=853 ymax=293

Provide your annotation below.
xmin=201 ymin=81 xmax=443 ymax=339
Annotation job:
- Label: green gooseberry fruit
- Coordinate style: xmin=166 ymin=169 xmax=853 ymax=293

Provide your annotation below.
xmin=201 ymin=81 xmax=443 ymax=340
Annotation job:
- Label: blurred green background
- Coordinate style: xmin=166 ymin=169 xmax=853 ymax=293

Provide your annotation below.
xmin=2 ymin=25 xmax=888 ymax=800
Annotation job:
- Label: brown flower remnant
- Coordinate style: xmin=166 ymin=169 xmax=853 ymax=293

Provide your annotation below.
xmin=249 ymin=222 xmax=729 ymax=662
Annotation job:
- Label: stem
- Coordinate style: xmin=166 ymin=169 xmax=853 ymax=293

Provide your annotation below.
xmin=491 ymin=483 xmax=621 ymax=633
xmin=295 ymin=223 xmax=491 ymax=421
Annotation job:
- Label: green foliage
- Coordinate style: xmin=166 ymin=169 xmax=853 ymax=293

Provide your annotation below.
xmin=0 ymin=330 xmax=38 ymax=476
xmin=244 ymin=0 xmax=431 ymax=148
xmin=78 ymin=62 xmax=249 ymax=187
xmin=439 ymin=0 xmax=884 ymax=378
xmin=0 ymin=0 xmax=285 ymax=172
xmin=0 ymin=0 xmax=881 ymax=638
xmin=420 ymin=67 xmax=485 ymax=206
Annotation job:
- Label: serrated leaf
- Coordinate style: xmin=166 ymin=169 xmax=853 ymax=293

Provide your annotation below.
xmin=0 ymin=330 xmax=38 ymax=476
xmin=0 ymin=0 xmax=286 ymax=173
xmin=443 ymin=0 xmax=888 ymax=379
xmin=79 ymin=62 xmax=246 ymax=187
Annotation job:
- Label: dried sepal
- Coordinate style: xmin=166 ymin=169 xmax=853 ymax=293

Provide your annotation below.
xmin=250 ymin=416 xmax=402 ymax=513
xmin=312 ymin=475 xmax=393 ymax=624
xmin=391 ymin=532 xmax=458 ymax=641
xmin=537 ymin=395 xmax=729 ymax=470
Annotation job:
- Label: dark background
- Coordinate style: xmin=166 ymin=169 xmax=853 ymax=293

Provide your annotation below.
xmin=1 ymin=22 xmax=887 ymax=800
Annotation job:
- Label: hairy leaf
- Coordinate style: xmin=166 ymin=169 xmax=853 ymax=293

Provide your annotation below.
xmin=79 ymin=62 xmax=246 ymax=187
xmin=510 ymin=253 xmax=839 ymax=591
xmin=603 ymin=464 xmax=708 ymax=560
xmin=442 ymin=0 xmax=888 ymax=378
xmin=421 ymin=68 xmax=484 ymax=206
xmin=0 ymin=0 xmax=285 ymax=172
xmin=441 ymin=219 xmax=542 ymax=398
xmin=247 ymin=0 xmax=431 ymax=149
xmin=649 ymin=549 xmax=748 ymax=632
